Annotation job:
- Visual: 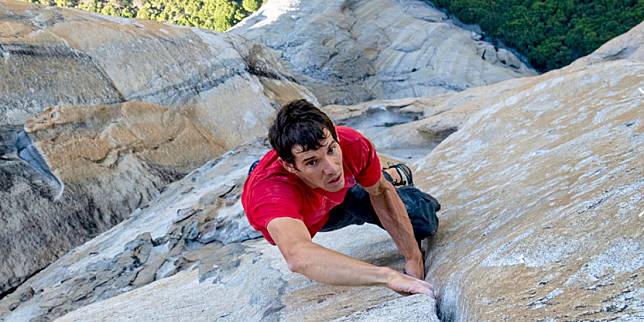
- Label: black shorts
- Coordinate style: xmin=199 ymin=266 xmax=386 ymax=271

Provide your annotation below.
xmin=320 ymin=181 xmax=440 ymax=240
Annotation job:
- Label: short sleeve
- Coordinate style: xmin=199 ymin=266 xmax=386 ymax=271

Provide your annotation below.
xmin=244 ymin=180 xmax=303 ymax=244
xmin=353 ymin=133 xmax=382 ymax=187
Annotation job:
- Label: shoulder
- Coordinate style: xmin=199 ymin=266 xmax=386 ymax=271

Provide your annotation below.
xmin=336 ymin=126 xmax=373 ymax=156
xmin=337 ymin=126 xmax=371 ymax=157
xmin=336 ymin=126 xmax=382 ymax=186
xmin=245 ymin=167 xmax=301 ymax=201
xmin=336 ymin=126 xmax=367 ymax=145
xmin=242 ymin=151 xmax=303 ymax=208
xmin=242 ymin=161 xmax=304 ymax=232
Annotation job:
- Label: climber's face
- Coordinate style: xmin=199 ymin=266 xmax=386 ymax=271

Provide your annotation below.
xmin=280 ymin=128 xmax=345 ymax=192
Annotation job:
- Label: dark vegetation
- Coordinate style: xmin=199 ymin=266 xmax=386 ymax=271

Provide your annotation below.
xmin=430 ymin=0 xmax=643 ymax=71
xmin=27 ymin=0 xmax=264 ymax=32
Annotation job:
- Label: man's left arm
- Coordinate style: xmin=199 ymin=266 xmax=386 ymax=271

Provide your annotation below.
xmin=363 ymin=176 xmax=425 ymax=280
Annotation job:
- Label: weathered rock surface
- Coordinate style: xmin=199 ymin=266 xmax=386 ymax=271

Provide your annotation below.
xmin=322 ymin=77 xmax=531 ymax=160
xmin=232 ymin=0 xmax=536 ymax=105
xmin=0 ymin=101 xmax=229 ymax=300
xmin=415 ymin=22 xmax=644 ymax=321
xmin=0 ymin=0 xmax=315 ymax=296
xmin=324 ymin=24 xmax=644 ymax=162
xmin=0 ymin=141 xmax=438 ymax=322
xmin=0 ymin=1 xmax=315 ymax=129
xmin=0 ymin=141 xmax=266 ymax=320
xmin=54 ymin=227 xmax=438 ymax=322
xmin=2 ymin=2 xmax=643 ymax=322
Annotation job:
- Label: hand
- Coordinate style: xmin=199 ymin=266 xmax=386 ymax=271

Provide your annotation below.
xmin=404 ymin=257 xmax=425 ymax=280
xmin=386 ymin=270 xmax=434 ymax=297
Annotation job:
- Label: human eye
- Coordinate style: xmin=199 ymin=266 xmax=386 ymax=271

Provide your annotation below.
xmin=306 ymin=159 xmax=318 ymax=167
xmin=328 ymin=144 xmax=337 ymax=155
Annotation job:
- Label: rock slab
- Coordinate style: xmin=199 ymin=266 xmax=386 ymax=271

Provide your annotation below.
xmin=0 ymin=0 xmax=315 ymax=296
xmin=233 ymin=0 xmax=536 ymax=105
xmin=417 ymin=22 xmax=644 ymax=322
xmin=1 ymin=141 xmax=438 ymax=322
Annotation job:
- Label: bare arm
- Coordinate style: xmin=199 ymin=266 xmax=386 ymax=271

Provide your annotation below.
xmin=267 ymin=217 xmax=432 ymax=295
xmin=363 ymin=176 xmax=425 ymax=279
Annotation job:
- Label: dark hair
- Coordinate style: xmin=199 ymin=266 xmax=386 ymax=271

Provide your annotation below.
xmin=268 ymin=99 xmax=337 ymax=164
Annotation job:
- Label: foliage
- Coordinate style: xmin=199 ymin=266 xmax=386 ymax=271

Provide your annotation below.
xmin=242 ymin=0 xmax=262 ymax=12
xmin=28 ymin=0 xmax=265 ymax=32
xmin=430 ymin=0 xmax=644 ymax=71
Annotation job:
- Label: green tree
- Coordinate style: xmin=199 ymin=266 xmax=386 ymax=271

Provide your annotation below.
xmin=77 ymin=0 xmax=103 ymax=12
xmin=431 ymin=0 xmax=644 ymax=71
xmin=242 ymin=0 xmax=263 ymax=13
xmin=29 ymin=0 xmax=264 ymax=33
xmin=55 ymin=0 xmax=78 ymax=7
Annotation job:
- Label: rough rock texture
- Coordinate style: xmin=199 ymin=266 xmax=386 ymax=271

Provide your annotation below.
xmin=0 ymin=1 xmax=315 ymax=129
xmin=232 ymin=0 xmax=536 ymax=105
xmin=2 ymin=3 xmax=643 ymax=322
xmin=0 ymin=141 xmax=267 ymax=320
xmin=0 ymin=141 xmax=438 ymax=322
xmin=25 ymin=102 xmax=227 ymax=183
xmin=415 ymin=22 xmax=644 ymax=321
xmin=323 ymin=24 xmax=644 ymax=161
xmin=54 ymin=227 xmax=438 ymax=322
xmin=0 ymin=101 xmax=229 ymax=301
xmin=0 ymin=0 xmax=315 ymax=296
xmin=322 ymin=77 xmax=531 ymax=160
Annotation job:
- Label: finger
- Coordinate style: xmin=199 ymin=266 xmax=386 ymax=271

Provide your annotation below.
xmin=409 ymin=282 xmax=429 ymax=294
xmin=412 ymin=283 xmax=433 ymax=296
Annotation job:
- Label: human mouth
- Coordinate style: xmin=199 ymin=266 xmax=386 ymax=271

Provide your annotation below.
xmin=328 ymin=174 xmax=342 ymax=184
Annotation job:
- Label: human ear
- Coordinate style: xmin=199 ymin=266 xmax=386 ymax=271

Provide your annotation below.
xmin=278 ymin=158 xmax=298 ymax=173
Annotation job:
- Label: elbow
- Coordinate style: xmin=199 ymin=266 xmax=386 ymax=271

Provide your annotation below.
xmin=380 ymin=180 xmax=397 ymax=195
xmin=367 ymin=179 xmax=395 ymax=199
xmin=286 ymin=256 xmax=304 ymax=273
xmin=283 ymin=245 xmax=311 ymax=274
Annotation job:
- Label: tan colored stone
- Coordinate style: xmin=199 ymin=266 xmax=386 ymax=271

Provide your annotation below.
xmin=2 ymin=3 xmax=643 ymax=322
xmin=25 ymin=101 xmax=226 ymax=182
xmin=0 ymin=0 xmax=315 ymax=296
xmin=0 ymin=1 xmax=316 ymax=128
xmin=415 ymin=24 xmax=644 ymax=321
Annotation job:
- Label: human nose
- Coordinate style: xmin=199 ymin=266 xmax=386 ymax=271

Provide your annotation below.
xmin=320 ymin=157 xmax=336 ymax=175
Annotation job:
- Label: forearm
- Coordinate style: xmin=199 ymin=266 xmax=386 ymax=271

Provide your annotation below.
xmin=369 ymin=182 xmax=422 ymax=262
xmin=288 ymin=241 xmax=396 ymax=286
xmin=268 ymin=217 xmax=432 ymax=296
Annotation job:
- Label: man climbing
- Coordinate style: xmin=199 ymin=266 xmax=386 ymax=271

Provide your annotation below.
xmin=242 ymin=99 xmax=440 ymax=296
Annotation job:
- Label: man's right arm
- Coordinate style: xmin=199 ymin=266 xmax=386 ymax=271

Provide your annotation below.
xmin=267 ymin=217 xmax=434 ymax=296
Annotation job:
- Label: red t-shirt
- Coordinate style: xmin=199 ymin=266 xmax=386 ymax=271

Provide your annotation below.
xmin=242 ymin=126 xmax=382 ymax=245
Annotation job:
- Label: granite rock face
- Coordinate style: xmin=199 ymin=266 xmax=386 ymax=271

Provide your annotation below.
xmin=53 ymin=227 xmax=438 ymax=322
xmin=0 ymin=0 xmax=315 ymax=296
xmin=1 ymin=101 xmax=228 ymax=300
xmin=322 ymin=76 xmax=531 ymax=161
xmin=0 ymin=141 xmax=439 ymax=322
xmin=2 ymin=2 xmax=643 ymax=322
xmin=415 ymin=22 xmax=644 ymax=322
xmin=0 ymin=1 xmax=315 ymax=129
xmin=232 ymin=0 xmax=536 ymax=105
